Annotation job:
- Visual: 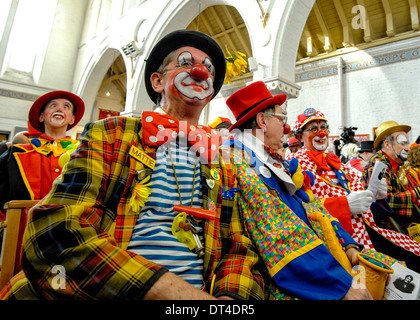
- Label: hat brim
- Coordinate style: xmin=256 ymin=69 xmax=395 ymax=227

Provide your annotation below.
xmin=374 ymin=125 xmax=412 ymax=149
xmin=144 ymin=30 xmax=226 ymax=104
xmin=28 ymin=91 xmax=85 ymax=132
xmin=229 ymin=94 xmax=287 ymax=131
xmin=288 ymin=143 xmax=300 ymax=148
xmin=358 ymin=149 xmax=373 ymax=153
xmin=299 ymin=116 xmax=328 ymax=130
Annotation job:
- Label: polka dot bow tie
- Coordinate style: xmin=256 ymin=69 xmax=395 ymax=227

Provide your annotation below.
xmin=141 ymin=111 xmax=221 ymax=163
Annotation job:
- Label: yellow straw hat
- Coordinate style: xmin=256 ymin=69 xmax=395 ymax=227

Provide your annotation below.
xmin=374 ymin=121 xmax=411 ymax=150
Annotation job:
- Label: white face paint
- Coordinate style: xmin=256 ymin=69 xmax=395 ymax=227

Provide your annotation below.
xmin=50 ymin=111 xmax=66 ymax=126
xmin=396 ymin=134 xmax=409 ymax=160
xmin=302 ymin=121 xmax=329 ymax=152
xmin=173 ymin=71 xmax=214 ymax=100
xmin=396 ymin=134 xmax=408 ymax=145
xmin=172 ymin=51 xmax=214 ymax=101
xmin=40 ymin=98 xmax=75 ymax=129
xmin=312 ymin=136 xmax=328 ymax=151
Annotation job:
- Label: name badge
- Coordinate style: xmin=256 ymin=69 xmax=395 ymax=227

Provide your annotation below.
xmin=129 ymin=145 xmax=156 ymax=169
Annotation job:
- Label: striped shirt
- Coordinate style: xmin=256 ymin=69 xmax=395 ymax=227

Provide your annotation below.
xmin=127 ymin=140 xmax=204 ymax=288
xmin=319 ymin=169 xmax=340 ymax=186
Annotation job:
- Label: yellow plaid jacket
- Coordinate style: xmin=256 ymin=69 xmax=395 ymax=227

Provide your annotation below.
xmin=1 ymin=116 xmax=264 ymax=300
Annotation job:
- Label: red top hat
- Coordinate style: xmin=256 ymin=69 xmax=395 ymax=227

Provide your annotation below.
xmin=28 ymin=91 xmax=85 ymax=132
xmin=226 ymin=81 xmax=287 ymax=131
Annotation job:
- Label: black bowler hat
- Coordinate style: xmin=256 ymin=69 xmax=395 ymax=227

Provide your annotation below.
xmin=358 ymin=140 xmax=374 ymax=153
xmin=144 ymin=29 xmax=226 ymax=104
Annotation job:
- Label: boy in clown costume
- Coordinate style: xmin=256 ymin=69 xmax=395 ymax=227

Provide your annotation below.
xmin=222 ymin=81 xmax=372 ymax=300
xmin=0 ymin=91 xmax=84 ymax=209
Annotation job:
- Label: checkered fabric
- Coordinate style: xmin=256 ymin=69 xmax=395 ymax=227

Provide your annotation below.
xmin=292 ymin=108 xmax=327 ymax=132
xmin=289 ymin=147 xmax=420 ymax=255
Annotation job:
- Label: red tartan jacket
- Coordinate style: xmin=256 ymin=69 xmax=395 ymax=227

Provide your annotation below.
xmin=365 ymin=151 xmax=420 ymax=232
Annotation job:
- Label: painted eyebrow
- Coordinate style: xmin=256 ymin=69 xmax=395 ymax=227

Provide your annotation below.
xmin=47 ymin=100 xmax=73 ymax=107
xmin=396 ymin=134 xmax=408 ymax=144
xmin=177 ymin=51 xmax=194 ymax=64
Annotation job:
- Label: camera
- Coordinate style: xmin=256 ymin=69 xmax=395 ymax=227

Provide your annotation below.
xmin=340 ymin=126 xmax=358 ymax=144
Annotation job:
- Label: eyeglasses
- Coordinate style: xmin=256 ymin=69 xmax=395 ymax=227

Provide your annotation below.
xmin=163 ymin=62 xmax=215 ymax=77
xmin=271 ymin=113 xmax=288 ymax=124
xmin=304 ymin=124 xmax=329 ymax=133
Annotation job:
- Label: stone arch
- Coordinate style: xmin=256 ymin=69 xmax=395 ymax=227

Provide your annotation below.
xmin=76 ymin=46 xmax=124 ymax=125
xmin=268 ymin=0 xmax=315 ymax=98
xmin=129 ymin=0 xmax=249 ymax=115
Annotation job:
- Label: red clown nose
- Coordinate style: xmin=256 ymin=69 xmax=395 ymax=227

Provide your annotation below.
xmin=317 ymin=130 xmax=327 ymax=138
xmin=283 ymin=123 xmax=291 ymax=135
xmin=190 ymin=65 xmax=210 ymax=82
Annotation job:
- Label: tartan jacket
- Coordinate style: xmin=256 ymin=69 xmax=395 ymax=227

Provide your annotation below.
xmin=0 ymin=116 xmax=264 ymax=300
xmin=365 ymin=151 xmax=420 ymax=232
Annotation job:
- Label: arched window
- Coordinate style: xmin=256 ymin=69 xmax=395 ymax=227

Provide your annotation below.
xmin=2 ymin=0 xmax=57 ymax=82
xmin=0 ymin=0 xmax=13 ymax=42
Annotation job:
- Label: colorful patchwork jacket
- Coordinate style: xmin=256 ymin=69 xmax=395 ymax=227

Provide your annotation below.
xmin=0 ymin=116 xmax=264 ymax=300
xmin=221 ymin=139 xmax=356 ymax=300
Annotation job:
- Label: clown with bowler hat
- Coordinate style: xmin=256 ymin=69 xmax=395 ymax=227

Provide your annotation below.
xmin=1 ymin=30 xmax=264 ymax=301
xmin=364 ymin=121 xmax=420 ymax=271
xmin=0 ymin=90 xmax=84 ymax=210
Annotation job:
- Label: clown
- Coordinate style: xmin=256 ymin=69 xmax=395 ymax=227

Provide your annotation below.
xmin=366 ymin=121 xmax=420 ymax=236
xmin=223 ymin=82 xmax=372 ymax=300
xmin=1 ymin=30 xmax=264 ymax=301
xmin=0 ymin=91 xmax=84 ymax=210
xmin=287 ymin=108 xmax=378 ymax=233
xmin=288 ymin=109 xmax=420 ymax=273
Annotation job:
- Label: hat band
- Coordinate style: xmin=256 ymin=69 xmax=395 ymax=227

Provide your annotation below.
xmin=235 ymin=96 xmax=271 ymax=123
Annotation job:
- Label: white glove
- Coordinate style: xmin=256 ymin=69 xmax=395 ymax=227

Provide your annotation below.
xmin=375 ymin=178 xmax=388 ymax=200
xmin=347 ymin=190 xmax=374 ymax=216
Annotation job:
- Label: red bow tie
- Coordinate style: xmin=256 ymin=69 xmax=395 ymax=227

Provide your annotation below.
xmin=141 ymin=111 xmax=220 ymax=163
xmin=306 ymin=150 xmax=342 ymax=173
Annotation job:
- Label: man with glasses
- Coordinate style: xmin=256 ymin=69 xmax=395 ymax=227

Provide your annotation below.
xmin=1 ymin=30 xmax=264 ymax=300
xmin=288 ymin=108 xmax=380 ymax=235
xmin=363 ymin=121 xmax=420 ymax=271
xmin=222 ymin=82 xmax=371 ymax=300
xmin=288 ymin=109 xmax=420 ymax=273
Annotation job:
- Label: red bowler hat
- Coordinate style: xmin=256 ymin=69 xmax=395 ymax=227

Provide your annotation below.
xmin=28 ymin=90 xmax=85 ymax=132
xmin=226 ymin=81 xmax=287 ymax=131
